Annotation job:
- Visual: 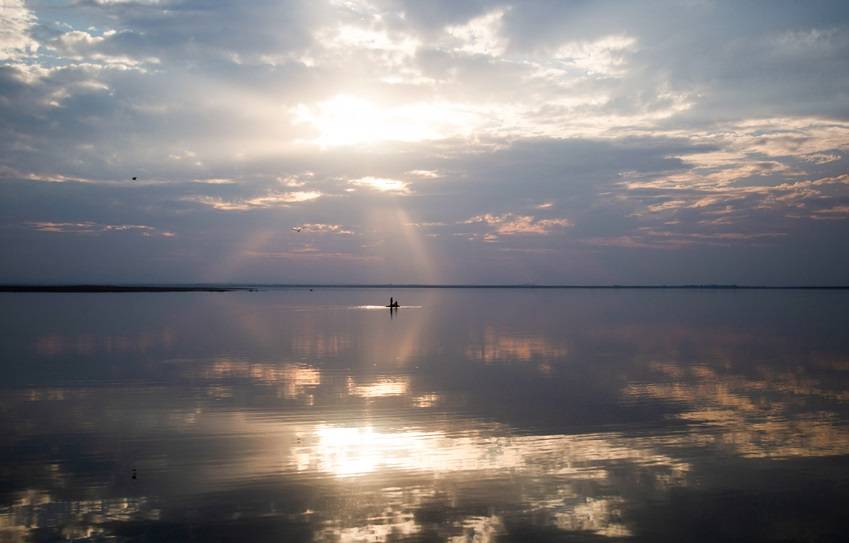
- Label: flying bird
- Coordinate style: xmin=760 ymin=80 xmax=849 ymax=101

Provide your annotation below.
xmin=131 ymin=177 xmax=137 ymax=181
xmin=291 ymin=227 xmax=302 ymax=232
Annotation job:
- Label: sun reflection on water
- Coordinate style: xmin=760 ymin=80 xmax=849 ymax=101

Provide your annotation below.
xmin=286 ymin=422 xmax=690 ymax=482
xmin=346 ymin=376 xmax=410 ymax=398
xmin=5 ymin=290 xmax=849 ymax=541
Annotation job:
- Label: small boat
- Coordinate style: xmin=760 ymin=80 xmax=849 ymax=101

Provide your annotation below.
xmin=385 ymin=303 xmax=400 ymax=308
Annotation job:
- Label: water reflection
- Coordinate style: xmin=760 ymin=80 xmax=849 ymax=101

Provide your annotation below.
xmin=0 ymin=492 xmax=155 ymax=542
xmin=624 ymin=360 xmax=849 ymax=459
xmin=1 ymin=289 xmax=849 ymax=541
xmin=466 ymin=325 xmax=568 ymax=364
xmin=35 ymin=330 xmax=175 ymax=356
xmin=202 ymin=359 xmax=322 ymax=400
xmin=346 ymin=376 xmax=410 ymax=398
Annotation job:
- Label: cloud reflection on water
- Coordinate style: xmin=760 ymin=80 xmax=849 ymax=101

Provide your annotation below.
xmin=625 ymin=361 xmax=849 ymax=459
xmin=2 ymin=290 xmax=849 ymax=541
xmin=466 ymin=325 xmax=568 ymax=365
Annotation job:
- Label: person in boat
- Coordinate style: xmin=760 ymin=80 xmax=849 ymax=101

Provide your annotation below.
xmin=389 ymin=297 xmax=399 ymax=308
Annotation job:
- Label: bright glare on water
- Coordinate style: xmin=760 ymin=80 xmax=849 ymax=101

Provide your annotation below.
xmin=1 ymin=288 xmax=849 ymax=541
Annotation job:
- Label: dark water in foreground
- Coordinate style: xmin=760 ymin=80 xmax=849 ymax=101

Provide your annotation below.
xmin=1 ymin=289 xmax=849 ymax=542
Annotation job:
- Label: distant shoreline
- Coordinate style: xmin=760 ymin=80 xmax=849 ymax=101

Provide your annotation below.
xmin=2 ymin=284 xmax=848 ymax=293
xmin=0 ymin=285 xmax=242 ymax=293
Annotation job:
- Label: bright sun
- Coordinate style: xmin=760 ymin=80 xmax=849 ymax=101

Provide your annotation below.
xmin=292 ymin=94 xmax=477 ymax=147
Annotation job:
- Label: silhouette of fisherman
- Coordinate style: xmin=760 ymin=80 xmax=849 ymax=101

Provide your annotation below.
xmin=389 ymin=297 xmax=399 ymax=308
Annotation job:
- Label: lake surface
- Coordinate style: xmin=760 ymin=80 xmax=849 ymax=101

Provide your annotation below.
xmin=2 ymin=288 xmax=849 ymax=542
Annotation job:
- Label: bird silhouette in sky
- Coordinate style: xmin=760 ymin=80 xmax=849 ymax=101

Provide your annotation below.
xmin=131 ymin=177 xmax=137 ymax=181
xmin=291 ymin=227 xmax=303 ymax=232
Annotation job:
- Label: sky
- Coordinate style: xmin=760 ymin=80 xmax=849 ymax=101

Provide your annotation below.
xmin=1 ymin=0 xmax=848 ymax=285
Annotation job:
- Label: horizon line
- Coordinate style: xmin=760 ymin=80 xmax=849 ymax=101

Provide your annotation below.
xmin=2 ymin=283 xmax=849 ymax=293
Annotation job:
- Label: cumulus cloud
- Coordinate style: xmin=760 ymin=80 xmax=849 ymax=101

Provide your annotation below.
xmin=0 ymin=0 xmax=38 ymax=61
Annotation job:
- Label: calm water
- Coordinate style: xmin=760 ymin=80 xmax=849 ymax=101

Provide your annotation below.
xmin=2 ymin=289 xmax=849 ymax=542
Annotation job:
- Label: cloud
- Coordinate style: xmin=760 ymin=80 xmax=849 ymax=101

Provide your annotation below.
xmin=465 ymin=213 xmax=571 ymax=237
xmin=46 ymin=29 xmax=160 ymax=67
xmin=25 ymin=221 xmax=174 ymax=237
xmin=300 ymin=223 xmax=355 ymax=235
xmin=446 ymin=8 xmax=508 ymax=56
xmin=292 ymin=95 xmax=483 ymax=147
xmin=554 ymin=34 xmax=637 ymax=76
xmin=0 ymin=0 xmax=38 ymax=61
xmin=406 ymin=169 xmax=441 ymax=178
xmin=1 ymin=0 xmax=849 ymax=283
xmin=187 ymin=191 xmax=322 ymax=211
xmin=803 ymin=153 xmax=842 ymax=164
xmin=317 ymin=23 xmax=420 ymax=60
xmin=349 ymin=176 xmax=409 ymax=193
